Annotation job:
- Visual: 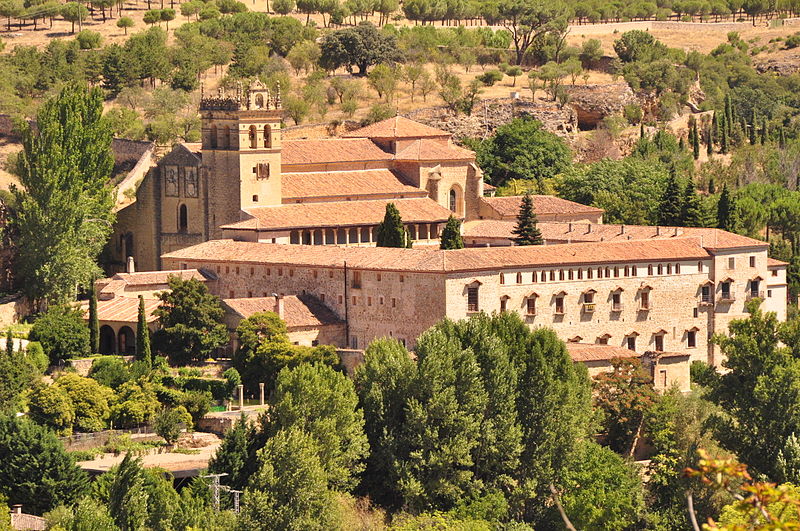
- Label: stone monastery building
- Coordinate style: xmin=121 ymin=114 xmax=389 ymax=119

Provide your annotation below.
xmin=107 ymin=82 xmax=788 ymax=373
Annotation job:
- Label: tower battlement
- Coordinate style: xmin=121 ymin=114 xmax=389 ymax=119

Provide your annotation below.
xmin=200 ymin=80 xmax=281 ymax=112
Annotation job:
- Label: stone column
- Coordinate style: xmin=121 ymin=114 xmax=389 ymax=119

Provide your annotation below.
xmin=259 ymin=382 xmax=265 ymax=406
xmin=238 ymin=384 xmax=244 ymax=409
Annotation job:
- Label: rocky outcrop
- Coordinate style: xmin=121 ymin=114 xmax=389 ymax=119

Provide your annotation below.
xmin=564 ymin=83 xmax=638 ymax=129
xmin=755 ymin=57 xmax=800 ymax=76
xmin=404 ymin=98 xmax=578 ymax=139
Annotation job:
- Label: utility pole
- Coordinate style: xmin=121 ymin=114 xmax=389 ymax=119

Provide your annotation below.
xmin=202 ymin=473 xmax=229 ymax=511
xmin=230 ymin=489 xmax=242 ymax=513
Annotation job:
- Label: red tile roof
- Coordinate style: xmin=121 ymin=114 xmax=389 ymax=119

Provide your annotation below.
xmin=768 ymin=257 xmax=789 ymax=267
xmin=81 ymin=296 xmax=162 ymax=324
xmin=282 ymin=138 xmax=392 ymax=166
xmin=342 ymin=116 xmax=451 ymax=139
xmin=223 ymin=294 xmax=342 ymax=328
xmin=394 ymin=139 xmax=474 ymax=161
xmin=281 ymin=169 xmax=426 ymax=201
xmin=567 ymin=343 xmax=637 ymax=362
xmin=111 ymin=269 xmax=209 ymax=287
xmin=463 ymin=220 xmax=768 ymax=251
xmin=224 ymin=198 xmax=455 ymax=231
xmin=481 ymin=196 xmax=604 ymax=218
xmin=163 ymin=237 xmax=711 ymax=273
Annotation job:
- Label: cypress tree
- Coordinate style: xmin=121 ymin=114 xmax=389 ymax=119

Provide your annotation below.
xmin=749 ymin=110 xmax=757 ymax=145
xmin=721 ymin=118 xmax=729 ymax=153
xmin=5 ymin=329 xmax=13 ymax=358
xmin=780 ymin=126 xmax=787 ymax=149
xmin=708 ymin=177 xmax=716 ymax=194
xmin=658 ymin=173 xmax=683 ymax=226
xmin=717 ymin=184 xmax=739 ymax=232
xmin=706 ymin=126 xmax=713 ymax=157
xmin=692 ymin=122 xmax=700 ymax=160
xmin=136 ymin=295 xmax=151 ymax=368
xmin=375 ymin=203 xmax=407 ymax=248
xmin=681 ymin=180 xmax=705 ymax=227
xmin=760 ymin=118 xmax=767 ymax=145
xmin=640 ymin=123 xmax=645 ymax=139
xmin=679 ymin=135 xmax=686 ymax=151
xmin=440 ymin=215 xmax=464 ymax=250
xmin=511 ymin=192 xmax=543 ymax=246
xmin=89 ymin=280 xmax=99 ymax=354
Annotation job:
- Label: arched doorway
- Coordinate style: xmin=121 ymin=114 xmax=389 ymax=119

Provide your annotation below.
xmin=99 ymin=326 xmax=116 ymax=355
xmin=118 ymin=326 xmax=135 ymax=355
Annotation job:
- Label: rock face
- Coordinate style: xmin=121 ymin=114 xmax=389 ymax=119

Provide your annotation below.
xmin=755 ymin=57 xmax=800 ymax=76
xmin=564 ymin=82 xmax=638 ymax=129
xmin=404 ymin=98 xmax=578 ymax=139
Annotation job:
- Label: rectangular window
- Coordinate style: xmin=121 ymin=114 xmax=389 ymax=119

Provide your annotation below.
xmin=229 ymin=290 xmax=235 ymax=298
xmin=338 ymin=295 xmax=343 ymax=304
xmin=640 ymin=291 xmax=650 ymax=310
xmin=400 ymin=275 xmax=405 ymax=283
xmin=236 ymin=267 xmax=240 ymax=275
xmin=728 ymin=257 xmax=735 ymax=269
xmin=688 ymin=330 xmax=697 ymax=348
xmin=352 ymin=296 xmax=357 ymax=306
xmin=368 ymin=297 xmax=372 ymax=306
xmin=500 ymin=273 xmax=505 ymax=285
xmin=321 ymin=294 xmax=325 ymax=302
xmin=693 ymin=308 xmax=699 ymax=318
xmin=584 ymin=292 xmax=594 ymax=304
xmin=655 ymin=335 xmax=664 ymax=352
xmin=352 ymin=271 xmax=361 ymax=289
xmin=768 ymin=289 xmax=773 ymax=297
xmin=612 ymin=292 xmax=621 ymax=311
xmin=660 ymin=369 xmax=667 ymax=388
xmin=500 ymin=298 xmax=507 ymax=312
xmin=289 ymin=269 xmax=294 ymax=277
xmin=627 ymin=336 xmax=636 ymax=351
xmin=773 ymin=269 xmax=779 ymax=277
xmin=250 ymin=267 xmax=255 ymax=276
xmin=750 ymin=280 xmax=760 ymax=298
xmin=377 ymin=273 xmax=382 ymax=281
xmin=555 ymin=296 xmax=565 ymax=314
xmin=467 ymin=287 xmax=479 ymax=312
xmin=313 ymin=270 xmax=318 ymax=279
xmin=379 ymin=296 xmax=384 ymax=305
xmin=278 ymin=268 xmax=283 ymax=276
xmin=750 ymin=256 xmax=756 ymax=267
xmin=350 ymin=336 xmax=358 ymax=349
xmin=701 ymin=285 xmax=711 ymax=303
xmin=721 ymin=282 xmax=732 ymax=300
xmin=517 ymin=272 xmax=522 ymax=284
xmin=392 ymin=298 xmax=397 ymax=308
xmin=527 ymin=298 xmax=536 ymax=315
xmin=329 ymin=270 xmax=334 ymax=278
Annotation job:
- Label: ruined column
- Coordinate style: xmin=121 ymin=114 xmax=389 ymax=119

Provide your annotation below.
xmin=259 ymin=382 xmax=265 ymax=406
xmin=238 ymin=384 xmax=244 ymax=409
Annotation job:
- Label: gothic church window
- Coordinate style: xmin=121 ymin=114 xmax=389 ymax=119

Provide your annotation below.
xmin=178 ymin=204 xmax=188 ymax=233
xmin=165 ymin=167 xmax=178 ymax=196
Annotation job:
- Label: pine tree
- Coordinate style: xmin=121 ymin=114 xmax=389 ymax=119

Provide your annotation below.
xmin=439 ymin=215 xmax=464 ymax=250
xmin=681 ymin=180 xmax=705 ymax=227
xmin=89 ymin=280 xmax=99 ymax=354
xmin=658 ymin=173 xmax=683 ymax=226
xmin=717 ymin=184 xmax=740 ymax=233
xmin=692 ymin=123 xmax=700 ymax=160
xmin=511 ymin=192 xmax=543 ymax=246
xmin=375 ymin=203 xmax=407 ymax=248
xmin=136 ymin=295 xmax=151 ymax=368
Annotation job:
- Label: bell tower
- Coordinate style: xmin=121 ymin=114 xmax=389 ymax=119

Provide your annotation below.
xmin=199 ymin=81 xmax=282 ymax=239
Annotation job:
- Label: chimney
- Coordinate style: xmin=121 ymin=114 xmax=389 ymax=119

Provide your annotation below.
xmin=620 ymin=225 xmax=625 ymax=235
xmin=656 ymin=226 xmax=661 ymax=236
xmin=674 ymin=227 xmax=680 ymax=236
xmin=586 ymin=225 xmax=592 ymax=234
xmin=568 ymin=222 xmax=573 ymax=232
xmin=126 ymin=256 xmax=135 ymax=274
xmin=273 ymin=294 xmax=284 ymax=318
xmin=12 ymin=505 xmax=22 ymax=515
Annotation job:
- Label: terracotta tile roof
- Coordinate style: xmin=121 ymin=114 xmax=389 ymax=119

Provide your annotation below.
xmin=282 ymin=138 xmax=392 ymax=166
xmin=223 ymin=294 xmax=343 ymax=328
xmin=394 ymin=139 xmax=474 ymax=161
xmin=81 ymin=296 xmax=162 ymax=324
xmin=481 ymin=196 xmax=604 ymax=218
xmin=768 ymin=257 xmax=789 ymax=267
xmin=224 ymin=198 xmax=455 ymax=231
xmin=163 ymin=237 xmax=711 ymax=273
xmin=111 ymin=269 xmax=210 ymax=287
xmin=566 ymin=343 xmax=638 ymax=362
xmin=463 ymin=220 xmax=769 ymax=251
xmin=342 ymin=116 xmax=451 ymax=139
xmin=281 ymin=169 xmax=426 ymax=201
xmin=11 ymin=512 xmax=46 ymax=531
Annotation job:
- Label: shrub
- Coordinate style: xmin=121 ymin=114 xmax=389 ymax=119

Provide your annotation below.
xmin=181 ymin=390 xmax=212 ymax=425
xmin=623 ymin=104 xmax=643 ymax=125
xmin=75 ymin=30 xmax=102 ymax=49
xmin=29 ymin=306 xmax=90 ymax=364
xmin=477 ymin=70 xmax=503 ymax=86
xmin=88 ymin=357 xmax=132 ymax=388
xmin=786 ymin=34 xmax=800 ymax=49
xmin=25 ymin=342 xmax=49 ymax=373
xmin=362 ymin=104 xmax=394 ymax=126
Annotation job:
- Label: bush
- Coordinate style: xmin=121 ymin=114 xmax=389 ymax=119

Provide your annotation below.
xmin=181 ymin=390 xmax=212 ymax=425
xmin=623 ymin=104 xmax=643 ymax=125
xmin=477 ymin=70 xmax=503 ymax=86
xmin=75 ymin=30 xmax=102 ymax=49
xmin=25 ymin=342 xmax=49 ymax=373
xmin=29 ymin=306 xmax=90 ymax=364
xmin=362 ymin=104 xmax=394 ymax=126
xmin=786 ymin=34 xmax=800 ymax=49
xmin=88 ymin=357 xmax=132 ymax=388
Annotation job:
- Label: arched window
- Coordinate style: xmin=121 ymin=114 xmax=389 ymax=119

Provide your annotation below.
xmin=222 ymin=126 xmax=231 ymax=149
xmin=178 ymin=204 xmax=188 ymax=233
xmin=449 ymin=188 xmax=457 ymax=212
xmin=249 ymin=125 xmax=257 ymax=149
xmin=264 ymin=125 xmax=271 ymax=148
xmin=210 ymin=125 xmax=218 ymax=149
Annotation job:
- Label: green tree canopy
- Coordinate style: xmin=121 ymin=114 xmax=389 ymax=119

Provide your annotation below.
xmin=511 ymin=192 xmax=543 ymax=246
xmin=29 ymin=305 xmax=90 ymax=364
xmin=475 ymin=117 xmax=570 ymax=189
xmin=375 ymin=202 xmax=408 ymax=248
xmin=12 ymin=83 xmax=114 ymax=307
xmin=152 ymin=276 xmax=228 ymax=364
xmin=439 ymin=215 xmax=464 ymax=249
xmin=0 ymin=416 xmax=88 ymax=515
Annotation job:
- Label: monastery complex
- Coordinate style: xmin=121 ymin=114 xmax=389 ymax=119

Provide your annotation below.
xmin=98 ymin=82 xmax=788 ymax=386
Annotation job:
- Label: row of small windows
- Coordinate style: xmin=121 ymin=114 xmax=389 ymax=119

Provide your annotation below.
xmin=487 ymin=288 xmax=651 ymax=315
xmin=498 ymin=262 xmax=691 ymax=285
xmin=208 ymin=124 xmax=272 ymax=149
